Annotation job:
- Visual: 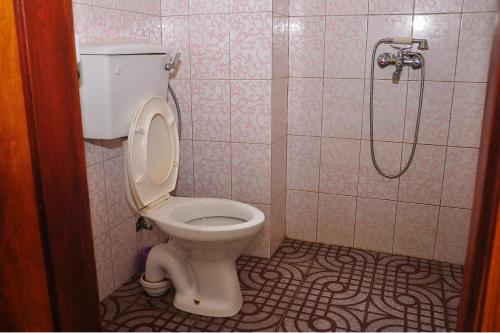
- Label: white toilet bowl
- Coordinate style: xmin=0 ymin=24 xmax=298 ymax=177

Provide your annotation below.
xmin=123 ymin=97 xmax=265 ymax=317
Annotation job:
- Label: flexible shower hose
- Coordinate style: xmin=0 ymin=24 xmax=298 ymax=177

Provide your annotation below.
xmin=168 ymin=83 xmax=182 ymax=139
xmin=369 ymin=39 xmax=425 ymax=179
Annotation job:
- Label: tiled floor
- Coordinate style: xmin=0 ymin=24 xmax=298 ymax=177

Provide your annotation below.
xmin=100 ymin=239 xmax=463 ymax=332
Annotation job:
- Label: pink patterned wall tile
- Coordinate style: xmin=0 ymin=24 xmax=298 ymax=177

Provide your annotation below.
xmin=322 ymin=79 xmax=363 ymax=139
xmin=286 ymin=190 xmax=318 ymax=242
xmin=124 ymin=12 xmax=151 ymax=42
xmin=410 ymin=14 xmax=461 ymax=82
xmin=104 ymin=155 xmax=136 ymax=228
xmin=287 ymin=135 xmax=321 ymax=191
xmin=326 ymin=0 xmax=368 ymax=15
xmin=358 ymin=140 xmax=402 ymax=200
xmin=84 ymin=139 xmax=104 ymax=166
xmin=230 ymin=0 xmax=272 ymax=12
xmin=148 ymin=15 xmax=162 ymax=43
xmin=270 ymin=192 xmax=286 ymax=255
xmin=87 ymin=164 xmax=110 ymax=238
xmin=191 ymin=80 xmax=231 ymax=141
xmin=168 ymin=79 xmax=193 ymax=140
xmin=189 ymin=0 xmax=229 ymax=14
xmin=148 ymin=0 xmax=161 ymax=15
xmin=414 ymin=0 xmax=463 ymax=13
xmin=369 ymin=0 xmax=414 ymax=14
xmin=434 ymin=207 xmax=472 ymax=265
xmin=102 ymin=138 xmax=123 ymax=160
xmin=94 ymin=7 xmax=125 ymax=42
xmin=449 ymin=82 xmax=487 ymax=148
xmin=230 ymin=12 xmax=273 ymax=79
xmin=272 ymin=14 xmax=289 ymax=79
xmin=162 ymin=16 xmax=190 ymax=79
xmin=317 ymin=193 xmax=356 ymax=247
xmin=271 ymin=136 xmax=287 ymax=201
xmin=288 ymin=78 xmax=323 ymax=136
xmin=243 ymin=204 xmax=271 ymax=258
xmin=271 ymin=78 xmax=288 ymax=142
xmin=137 ymin=223 xmax=168 ymax=251
xmin=161 ymin=0 xmax=188 ymax=15
xmin=441 ymin=147 xmax=479 ymax=209
xmin=365 ymin=15 xmax=412 ymax=80
xmin=393 ymin=202 xmax=439 ymax=260
xmin=231 ymin=80 xmax=272 ymax=144
xmin=74 ymin=0 xmax=94 ymax=5
xmin=176 ymin=140 xmax=195 ymax=197
xmin=319 ymin=138 xmax=360 ymax=196
xmin=193 ymin=141 xmax=232 ymax=199
xmin=189 ymin=14 xmax=230 ymax=79
xmin=398 ymin=144 xmax=446 ymax=205
xmin=110 ymin=217 xmax=139 ymax=287
xmin=354 ymin=197 xmax=397 ymax=253
xmin=324 ymin=15 xmax=367 ymax=79
xmin=456 ymin=13 xmax=496 ymax=83
xmin=73 ymin=4 xmax=95 ymax=44
xmin=404 ymin=81 xmax=453 ymax=146
xmin=273 ymin=0 xmax=289 ymax=15
xmin=124 ymin=0 xmax=149 ymax=13
xmin=289 ymin=0 xmax=326 ymax=16
xmin=289 ymin=16 xmax=325 ymax=78
xmin=361 ymin=79 xmax=407 ymax=142
xmin=93 ymin=234 xmax=115 ymax=299
xmin=463 ymin=0 xmax=497 ymax=12
xmin=95 ymin=0 xmax=123 ymax=9
xmin=232 ymin=143 xmax=272 ymax=204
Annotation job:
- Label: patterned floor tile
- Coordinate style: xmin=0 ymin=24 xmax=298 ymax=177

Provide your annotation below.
xmin=101 ymin=239 xmax=462 ymax=332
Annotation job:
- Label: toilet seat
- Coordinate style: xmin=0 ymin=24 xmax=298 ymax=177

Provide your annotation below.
xmin=127 ymin=97 xmax=179 ymax=210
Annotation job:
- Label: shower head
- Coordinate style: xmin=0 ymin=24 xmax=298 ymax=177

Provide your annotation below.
xmin=414 ymin=39 xmax=429 ymax=50
xmin=388 ymin=38 xmax=429 ymax=50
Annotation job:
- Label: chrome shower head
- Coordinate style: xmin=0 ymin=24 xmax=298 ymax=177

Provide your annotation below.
xmin=414 ymin=39 xmax=429 ymax=50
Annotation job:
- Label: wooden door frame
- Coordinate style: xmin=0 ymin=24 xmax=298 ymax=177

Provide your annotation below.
xmin=6 ymin=0 xmax=101 ymax=330
xmin=457 ymin=9 xmax=500 ymax=332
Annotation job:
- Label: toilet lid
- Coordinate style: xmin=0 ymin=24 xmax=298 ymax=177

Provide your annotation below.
xmin=127 ymin=97 xmax=179 ymax=209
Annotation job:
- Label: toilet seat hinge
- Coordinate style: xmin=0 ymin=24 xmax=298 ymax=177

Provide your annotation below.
xmin=144 ymin=193 xmax=171 ymax=211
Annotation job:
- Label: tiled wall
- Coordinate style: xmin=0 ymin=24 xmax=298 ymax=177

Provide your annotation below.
xmin=285 ymin=0 xmax=497 ymax=265
xmin=73 ymin=0 xmax=289 ymax=299
xmin=74 ymin=0 xmax=167 ymax=300
xmin=161 ymin=0 xmax=290 ymax=259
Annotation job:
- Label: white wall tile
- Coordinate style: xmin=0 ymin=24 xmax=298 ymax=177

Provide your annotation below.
xmin=354 ymin=197 xmax=397 ymax=253
xmin=449 ymin=82 xmax=487 ymax=148
xmin=393 ymin=202 xmax=439 ymax=259
xmin=287 ymin=135 xmax=321 ymax=191
xmin=319 ymin=138 xmax=360 ymax=196
xmin=286 ymin=190 xmax=318 ymax=242
xmin=434 ymin=207 xmax=471 ymax=264
xmin=317 ymin=193 xmax=356 ymax=247
xmin=442 ymin=147 xmax=479 ymax=209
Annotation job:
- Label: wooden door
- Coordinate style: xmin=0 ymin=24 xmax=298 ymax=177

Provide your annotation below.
xmin=457 ymin=8 xmax=500 ymax=332
xmin=1 ymin=0 xmax=100 ymax=330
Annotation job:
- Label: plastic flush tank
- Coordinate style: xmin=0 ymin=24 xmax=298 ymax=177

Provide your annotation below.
xmin=78 ymin=43 xmax=171 ymax=139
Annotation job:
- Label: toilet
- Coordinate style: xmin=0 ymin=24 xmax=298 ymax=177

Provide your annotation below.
xmin=124 ymin=97 xmax=264 ymax=317
xmin=77 ymin=43 xmax=264 ymax=317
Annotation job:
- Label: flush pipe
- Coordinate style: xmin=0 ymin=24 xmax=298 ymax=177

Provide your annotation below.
xmin=140 ymin=242 xmax=196 ymax=298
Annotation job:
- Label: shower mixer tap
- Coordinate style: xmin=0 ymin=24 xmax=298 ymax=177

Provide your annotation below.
xmin=377 ymin=44 xmax=424 ymax=83
xmin=369 ymin=38 xmax=428 ymax=179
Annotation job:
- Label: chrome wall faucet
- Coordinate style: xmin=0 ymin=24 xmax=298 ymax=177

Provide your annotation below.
xmin=376 ymin=38 xmax=428 ymax=83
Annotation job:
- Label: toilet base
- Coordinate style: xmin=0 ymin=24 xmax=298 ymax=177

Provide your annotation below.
xmin=143 ymin=240 xmax=247 ymax=317
xmin=172 ymin=255 xmax=244 ymax=317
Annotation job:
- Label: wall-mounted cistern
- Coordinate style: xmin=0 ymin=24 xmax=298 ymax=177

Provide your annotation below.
xmin=369 ymin=38 xmax=429 ymax=178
